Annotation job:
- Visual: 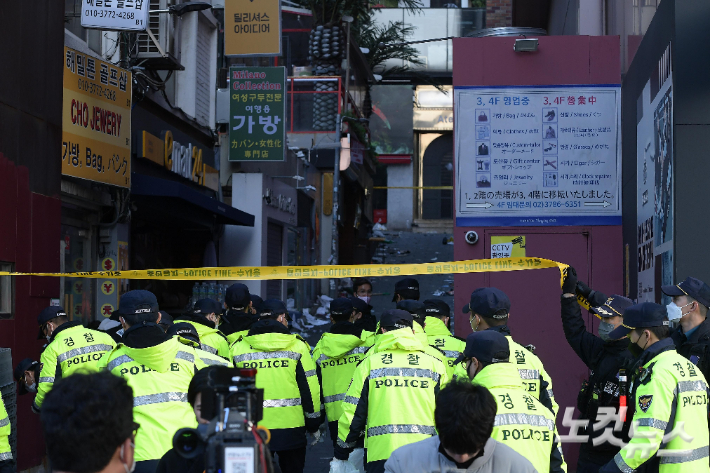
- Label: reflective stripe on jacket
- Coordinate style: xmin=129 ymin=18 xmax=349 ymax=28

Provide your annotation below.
xmin=181 ymin=320 xmax=230 ymax=359
xmin=337 ymin=328 xmax=449 ymax=463
xmin=231 ymin=332 xmax=321 ymax=450
xmin=312 ymin=331 xmax=373 ymax=424
xmin=423 ymin=316 xmax=465 ymax=369
xmin=98 ymin=337 xmax=205 ymax=462
xmin=34 ymin=322 xmax=116 ymax=411
xmin=608 ymin=346 xmax=710 ymax=473
xmin=473 ymin=362 xmax=565 ymax=473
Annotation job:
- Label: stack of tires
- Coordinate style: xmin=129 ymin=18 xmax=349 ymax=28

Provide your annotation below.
xmin=308 ymin=25 xmax=343 ymax=131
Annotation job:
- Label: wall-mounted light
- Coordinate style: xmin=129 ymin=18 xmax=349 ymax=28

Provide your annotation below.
xmin=514 ymin=38 xmax=539 ymax=52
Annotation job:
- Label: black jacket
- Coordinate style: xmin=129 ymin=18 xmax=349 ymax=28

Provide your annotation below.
xmin=560 ymin=295 xmax=635 ymax=463
xmin=156 ymin=448 xmax=204 ymax=473
xmin=671 ymin=317 xmax=710 ymax=380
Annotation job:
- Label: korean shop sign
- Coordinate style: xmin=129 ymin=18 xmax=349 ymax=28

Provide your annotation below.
xmin=229 ymin=67 xmax=285 ymax=162
xmin=62 ymin=47 xmax=132 ymax=188
xmin=225 ymin=0 xmax=281 ymax=56
xmin=80 ymin=0 xmax=149 ymax=32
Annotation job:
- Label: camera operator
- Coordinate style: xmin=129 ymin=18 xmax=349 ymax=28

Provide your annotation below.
xmin=40 ymin=371 xmax=138 ymax=473
xmin=156 ymin=368 xmax=214 ymax=473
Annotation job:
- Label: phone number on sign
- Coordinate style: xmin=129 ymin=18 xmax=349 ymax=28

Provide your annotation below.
xmin=78 ymin=79 xmax=117 ymax=102
xmin=495 ymin=201 xmax=583 ymax=209
xmin=84 ymin=9 xmax=136 ymax=20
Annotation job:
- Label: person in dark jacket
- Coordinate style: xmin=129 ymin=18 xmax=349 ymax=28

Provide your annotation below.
xmin=661 ymin=276 xmax=710 ymax=380
xmin=561 ymin=267 xmax=635 ymax=473
xmin=351 ymin=296 xmax=377 ymax=333
xmin=220 ymin=283 xmax=259 ymax=344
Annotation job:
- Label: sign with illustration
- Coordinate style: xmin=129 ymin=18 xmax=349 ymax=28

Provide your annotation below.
xmin=637 ymin=44 xmax=673 ymax=303
xmin=455 ymin=85 xmax=621 ymax=226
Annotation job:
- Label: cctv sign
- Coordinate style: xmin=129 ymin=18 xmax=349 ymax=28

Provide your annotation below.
xmin=81 ymin=0 xmax=149 ymax=32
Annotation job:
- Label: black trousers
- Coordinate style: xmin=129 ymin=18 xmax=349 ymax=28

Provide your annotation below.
xmin=134 ymin=459 xmax=160 ymax=473
xmin=365 ymin=460 xmax=386 ymax=473
xmin=0 ymin=459 xmax=15 ymax=473
xmin=271 ymin=446 xmax=307 ymax=473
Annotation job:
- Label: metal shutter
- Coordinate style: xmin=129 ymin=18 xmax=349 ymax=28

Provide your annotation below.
xmin=195 ymin=15 xmax=212 ymax=126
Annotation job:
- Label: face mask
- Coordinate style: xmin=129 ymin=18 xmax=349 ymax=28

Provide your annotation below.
xmin=45 ymin=334 xmax=51 ymax=342
xmin=26 ymin=383 xmax=37 ymax=393
xmin=121 ymin=442 xmax=136 ymax=473
xmin=358 ymin=295 xmax=371 ymax=305
xmin=598 ymin=321 xmax=614 ymax=341
xmin=666 ymin=301 xmax=693 ymax=322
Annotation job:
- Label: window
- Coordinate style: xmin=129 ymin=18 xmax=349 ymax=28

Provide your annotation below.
xmin=65 ymin=0 xmax=102 ymax=54
xmin=0 ymin=263 xmax=14 ymax=318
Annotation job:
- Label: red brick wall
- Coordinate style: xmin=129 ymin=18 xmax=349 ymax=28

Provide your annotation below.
xmin=486 ymin=0 xmax=513 ymax=28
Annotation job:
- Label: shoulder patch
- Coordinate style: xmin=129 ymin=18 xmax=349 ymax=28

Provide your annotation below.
xmin=638 ymin=394 xmax=653 ymax=413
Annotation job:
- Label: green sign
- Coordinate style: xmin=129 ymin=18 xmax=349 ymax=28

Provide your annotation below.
xmin=229 ymin=66 xmax=286 ymax=162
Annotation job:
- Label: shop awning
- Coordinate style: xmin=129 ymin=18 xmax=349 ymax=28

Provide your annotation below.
xmin=131 ymin=173 xmax=255 ymax=227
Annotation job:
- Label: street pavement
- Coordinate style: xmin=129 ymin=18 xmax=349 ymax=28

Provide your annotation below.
xmin=300 ymin=231 xmax=454 ymax=472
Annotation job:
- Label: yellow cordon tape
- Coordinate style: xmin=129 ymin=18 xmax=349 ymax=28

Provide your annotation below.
xmin=0 ymin=257 xmax=570 ymax=287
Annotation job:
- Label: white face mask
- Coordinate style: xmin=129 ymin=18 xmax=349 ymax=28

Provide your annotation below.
xmin=666 ymin=301 xmax=693 ymax=322
xmin=26 ymin=383 xmax=37 ymax=393
xmin=121 ymin=442 xmax=136 ymax=473
xmin=358 ymin=295 xmax=371 ymax=305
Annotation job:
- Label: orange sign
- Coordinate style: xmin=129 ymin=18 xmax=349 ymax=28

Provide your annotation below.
xmin=225 ymin=0 xmax=281 ymax=56
xmin=62 ymin=47 xmax=131 ymax=188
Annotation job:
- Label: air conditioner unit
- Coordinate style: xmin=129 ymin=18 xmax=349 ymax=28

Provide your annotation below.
xmin=135 ymin=0 xmax=184 ymax=70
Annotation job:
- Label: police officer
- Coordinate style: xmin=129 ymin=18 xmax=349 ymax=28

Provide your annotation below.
xmin=98 ymin=290 xmax=207 ymax=473
xmin=312 ymin=298 xmax=374 ymax=450
xmin=661 ymin=277 xmax=710 ymax=379
xmin=600 ymin=303 xmax=710 ymax=473
xmin=167 ymin=323 xmax=232 ymax=367
xmin=463 ymin=287 xmax=558 ymax=416
xmin=33 ymin=306 xmax=116 ymax=413
xmin=220 ymin=283 xmax=258 ymax=344
xmin=14 ymin=358 xmax=41 ymax=396
xmin=175 ymin=298 xmax=230 ymax=359
xmin=392 ymin=278 xmax=420 ymax=303
xmin=422 ymin=299 xmax=466 ymax=369
xmin=458 ymin=331 xmax=565 ymax=473
xmin=250 ymin=294 xmax=264 ymax=315
xmin=230 ymin=299 xmax=321 ymax=473
xmin=352 ymin=296 xmax=377 ymax=333
xmin=0 ymin=386 xmax=11 ymax=473
xmin=336 ymin=309 xmax=449 ymax=473
xmin=396 ymin=300 xmax=452 ymax=378
xmin=561 ymin=267 xmax=635 ymax=472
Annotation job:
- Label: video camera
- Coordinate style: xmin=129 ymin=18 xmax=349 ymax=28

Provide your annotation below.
xmin=173 ymin=367 xmax=272 ymax=473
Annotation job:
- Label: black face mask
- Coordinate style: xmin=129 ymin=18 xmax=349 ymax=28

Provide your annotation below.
xmin=628 ymin=341 xmax=644 ymax=358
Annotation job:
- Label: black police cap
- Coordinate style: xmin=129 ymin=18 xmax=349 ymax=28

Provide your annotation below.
xmin=392 ymin=278 xmax=420 ymax=302
xmin=37 ymin=306 xmax=68 ymax=339
xmin=380 ymin=309 xmax=413 ymax=330
xmin=250 ymin=295 xmax=264 ymax=312
xmin=608 ymin=302 xmax=669 ymax=340
xmin=423 ymin=299 xmax=451 ymax=318
xmin=158 ymin=310 xmax=174 ymax=326
xmin=662 ymin=277 xmax=710 ymax=308
xmin=259 ymin=299 xmax=289 ymax=319
xmin=463 ymin=287 xmax=511 ymax=319
xmin=117 ymin=290 xmax=159 ymax=317
xmin=14 ymin=358 xmax=39 ymax=395
xmin=351 ymin=297 xmax=372 ymax=316
xmin=226 ymin=283 xmax=251 ymax=310
xmin=330 ymin=298 xmax=354 ymax=316
xmin=167 ymin=322 xmax=201 ymax=345
xmin=396 ymin=300 xmax=427 ymax=322
xmin=454 ymin=330 xmax=510 ymax=365
xmin=590 ymin=295 xmax=633 ymax=319
xmin=193 ymin=298 xmax=221 ymax=316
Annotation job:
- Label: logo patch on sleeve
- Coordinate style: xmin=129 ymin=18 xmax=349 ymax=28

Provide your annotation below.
xmin=638 ymin=395 xmax=653 ymax=413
